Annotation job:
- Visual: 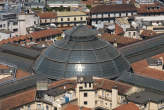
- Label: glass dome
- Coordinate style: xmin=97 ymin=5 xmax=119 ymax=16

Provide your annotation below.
xmin=33 ymin=25 xmax=131 ymax=79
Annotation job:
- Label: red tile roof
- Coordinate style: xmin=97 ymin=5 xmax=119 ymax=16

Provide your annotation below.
xmin=64 ymin=104 xmax=91 ymax=110
xmin=114 ymin=102 xmax=139 ymax=110
xmin=141 ymin=30 xmax=157 ymax=37
xmin=137 ymin=2 xmax=164 ymax=14
xmin=0 ymin=64 xmax=9 ymax=69
xmin=0 ymin=89 xmax=36 ymax=110
xmin=16 ymin=70 xmax=31 ymax=79
xmin=90 ymin=4 xmax=136 ymax=13
xmin=101 ymin=33 xmax=140 ymax=45
xmin=115 ymin=24 xmax=124 ymax=35
xmin=132 ymin=53 xmax=164 ymax=81
xmin=37 ymin=12 xmax=57 ymax=19
xmin=0 ymin=29 xmax=62 ymax=45
xmin=94 ymin=78 xmax=132 ymax=94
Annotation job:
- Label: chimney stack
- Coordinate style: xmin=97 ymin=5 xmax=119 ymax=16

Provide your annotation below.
xmin=112 ymin=86 xmax=118 ymax=109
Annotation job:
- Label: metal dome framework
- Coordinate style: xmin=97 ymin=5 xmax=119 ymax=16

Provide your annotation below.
xmin=33 ymin=25 xmax=131 ymax=79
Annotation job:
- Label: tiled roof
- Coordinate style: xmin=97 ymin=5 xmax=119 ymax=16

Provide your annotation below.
xmin=141 ymin=30 xmax=157 ymax=37
xmin=64 ymin=104 xmax=91 ymax=110
xmin=57 ymin=11 xmax=86 ymax=17
xmin=16 ymin=70 xmax=31 ymax=79
xmin=114 ymin=102 xmax=139 ymax=110
xmin=137 ymin=2 xmax=164 ymax=14
xmin=101 ymin=33 xmax=140 ymax=45
xmin=131 ymin=53 xmax=164 ymax=81
xmin=94 ymin=78 xmax=132 ymax=95
xmin=115 ymin=24 xmax=124 ymax=35
xmin=37 ymin=12 xmax=57 ymax=19
xmin=90 ymin=4 xmax=137 ymax=13
xmin=0 ymin=29 xmax=62 ymax=45
xmin=0 ymin=88 xmax=36 ymax=110
xmin=0 ymin=64 xmax=9 ymax=69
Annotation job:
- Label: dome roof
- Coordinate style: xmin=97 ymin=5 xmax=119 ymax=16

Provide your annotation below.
xmin=33 ymin=25 xmax=131 ymax=79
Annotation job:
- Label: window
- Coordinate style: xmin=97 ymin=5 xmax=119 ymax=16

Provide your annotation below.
xmin=74 ymin=17 xmax=76 ymax=21
xmin=84 ymin=93 xmax=88 ymax=97
xmin=84 ymin=101 xmax=88 ymax=105
xmin=61 ymin=18 xmax=63 ymax=21
xmin=27 ymin=105 xmax=31 ymax=110
xmin=80 ymin=17 xmax=83 ymax=20
xmin=3 ymin=24 xmax=5 ymax=27
xmin=37 ymin=104 xmax=41 ymax=110
xmin=89 ymin=83 xmax=91 ymax=87
xmin=54 ymin=107 xmax=57 ymax=110
xmin=85 ymin=82 xmax=87 ymax=87
xmin=46 ymin=105 xmax=49 ymax=110
xmin=133 ymin=32 xmax=136 ymax=36
xmin=34 ymin=21 xmax=36 ymax=24
xmin=67 ymin=18 xmax=70 ymax=21
xmin=79 ymin=86 xmax=83 ymax=89
xmin=13 ymin=29 xmax=18 ymax=32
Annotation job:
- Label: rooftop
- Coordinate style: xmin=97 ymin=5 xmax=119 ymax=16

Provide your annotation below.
xmin=101 ymin=33 xmax=140 ymax=45
xmin=90 ymin=4 xmax=137 ymax=13
xmin=33 ymin=25 xmax=131 ymax=79
xmin=114 ymin=102 xmax=139 ymax=110
xmin=57 ymin=11 xmax=86 ymax=17
xmin=131 ymin=53 xmax=164 ymax=81
xmin=37 ymin=12 xmax=57 ymax=19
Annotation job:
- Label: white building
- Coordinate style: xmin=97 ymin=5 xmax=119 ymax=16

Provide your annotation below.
xmin=17 ymin=14 xmax=40 ymax=35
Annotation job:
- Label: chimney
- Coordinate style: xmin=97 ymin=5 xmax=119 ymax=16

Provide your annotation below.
xmin=112 ymin=86 xmax=118 ymax=109
xmin=113 ymin=38 xmax=117 ymax=48
xmin=36 ymin=80 xmax=48 ymax=99
xmin=36 ymin=80 xmax=48 ymax=91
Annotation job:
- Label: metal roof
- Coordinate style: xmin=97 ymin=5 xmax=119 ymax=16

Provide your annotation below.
xmin=0 ymin=44 xmax=40 ymax=60
xmin=119 ymin=72 xmax=164 ymax=92
xmin=127 ymin=90 xmax=164 ymax=104
xmin=119 ymin=34 xmax=164 ymax=63
xmin=0 ymin=51 xmax=34 ymax=73
xmin=0 ymin=74 xmax=47 ymax=97
xmin=33 ymin=25 xmax=131 ymax=79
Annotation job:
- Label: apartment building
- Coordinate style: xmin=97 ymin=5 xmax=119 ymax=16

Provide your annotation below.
xmin=90 ymin=4 xmax=137 ymax=25
xmin=56 ymin=11 xmax=87 ymax=27
xmin=37 ymin=12 xmax=57 ymax=26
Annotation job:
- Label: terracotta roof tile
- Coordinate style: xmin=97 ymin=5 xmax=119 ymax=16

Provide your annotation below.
xmin=0 ymin=89 xmax=36 ymax=110
xmin=132 ymin=53 xmax=164 ymax=81
xmin=64 ymin=104 xmax=91 ymax=110
xmin=141 ymin=30 xmax=157 ymax=37
xmin=90 ymin=4 xmax=136 ymax=13
xmin=101 ymin=33 xmax=140 ymax=45
xmin=94 ymin=78 xmax=132 ymax=94
xmin=37 ymin=12 xmax=57 ymax=19
xmin=0 ymin=64 xmax=9 ymax=69
xmin=137 ymin=2 xmax=164 ymax=14
xmin=0 ymin=29 xmax=62 ymax=45
xmin=115 ymin=24 xmax=124 ymax=35
xmin=16 ymin=70 xmax=31 ymax=79
xmin=114 ymin=102 xmax=139 ymax=110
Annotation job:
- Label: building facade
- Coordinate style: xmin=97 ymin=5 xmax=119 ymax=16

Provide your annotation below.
xmin=56 ymin=11 xmax=87 ymax=27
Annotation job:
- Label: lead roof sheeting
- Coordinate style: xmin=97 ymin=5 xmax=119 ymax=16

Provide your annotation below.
xmin=127 ymin=91 xmax=164 ymax=104
xmin=124 ymin=43 xmax=164 ymax=63
xmin=119 ymin=72 xmax=164 ymax=92
xmin=0 ymin=51 xmax=34 ymax=72
xmin=119 ymin=34 xmax=164 ymax=62
xmin=0 ymin=44 xmax=40 ymax=59
xmin=0 ymin=74 xmax=47 ymax=97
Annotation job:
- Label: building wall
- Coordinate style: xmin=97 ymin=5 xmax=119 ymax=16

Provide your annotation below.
xmin=18 ymin=14 xmax=40 ymax=35
xmin=91 ymin=11 xmax=137 ymax=25
xmin=56 ymin=15 xmax=87 ymax=27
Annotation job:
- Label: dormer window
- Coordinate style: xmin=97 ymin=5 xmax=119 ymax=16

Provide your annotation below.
xmin=85 ymin=82 xmax=87 ymax=88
